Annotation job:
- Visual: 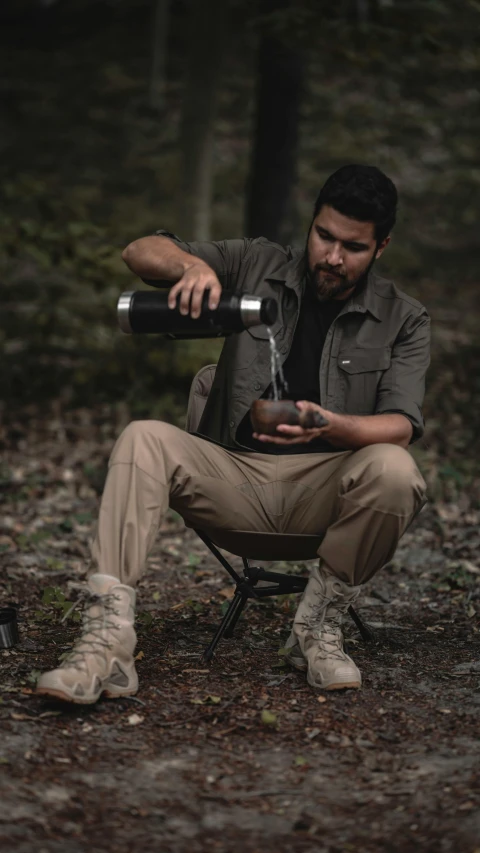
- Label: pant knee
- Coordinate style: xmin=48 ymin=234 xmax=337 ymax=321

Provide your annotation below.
xmin=343 ymin=444 xmax=427 ymax=510
xmin=110 ymin=419 xmax=176 ymax=464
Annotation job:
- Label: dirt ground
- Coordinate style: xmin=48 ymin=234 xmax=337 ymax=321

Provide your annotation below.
xmin=1 ymin=409 xmax=480 ymax=853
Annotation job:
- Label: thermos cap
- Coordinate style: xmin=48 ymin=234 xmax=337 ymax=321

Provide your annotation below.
xmin=118 ymin=291 xmax=134 ymax=334
xmin=239 ymin=295 xmax=277 ymax=329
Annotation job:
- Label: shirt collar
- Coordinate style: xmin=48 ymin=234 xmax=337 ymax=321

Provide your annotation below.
xmin=265 ymin=254 xmax=382 ymax=320
xmin=265 ymin=253 xmax=305 ymax=291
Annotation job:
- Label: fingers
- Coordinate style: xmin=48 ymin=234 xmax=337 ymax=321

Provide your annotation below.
xmin=252 ymin=426 xmax=317 ymax=445
xmin=254 ymin=434 xmax=307 ymax=445
xmin=276 ymin=424 xmax=306 ymax=435
xmin=167 ymin=263 xmax=222 ymax=319
xmin=253 ymin=433 xmax=302 ymax=444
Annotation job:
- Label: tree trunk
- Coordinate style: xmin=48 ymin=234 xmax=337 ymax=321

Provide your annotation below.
xmin=178 ymin=0 xmax=228 ymax=241
xmin=245 ymin=7 xmax=303 ymax=244
xmin=149 ymin=0 xmax=170 ymax=111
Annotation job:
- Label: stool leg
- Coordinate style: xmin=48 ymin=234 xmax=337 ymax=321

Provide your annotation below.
xmin=203 ymin=592 xmax=246 ymax=662
xmin=348 ymin=605 xmax=376 ymax=643
xmin=223 ymin=594 xmax=248 ymax=638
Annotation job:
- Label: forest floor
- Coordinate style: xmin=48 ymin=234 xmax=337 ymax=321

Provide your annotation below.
xmin=1 ymin=408 xmax=480 ymax=853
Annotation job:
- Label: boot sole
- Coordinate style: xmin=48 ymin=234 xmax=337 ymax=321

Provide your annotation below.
xmin=285 ymin=654 xmax=361 ymax=690
xmin=36 ymin=685 xmax=137 ymax=704
xmin=36 ymin=686 xmax=102 ymax=705
xmin=102 ymin=687 xmax=138 ymax=699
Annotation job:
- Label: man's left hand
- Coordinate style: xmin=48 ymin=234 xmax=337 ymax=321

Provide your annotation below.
xmin=253 ymin=401 xmax=333 ymax=445
xmin=252 ymin=403 xmax=413 ymax=450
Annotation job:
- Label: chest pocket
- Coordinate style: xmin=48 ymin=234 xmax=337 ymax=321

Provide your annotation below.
xmin=337 ymin=347 xmax=391 ymax=414
xmin=226 ymin=315 xmax=283 ymax=372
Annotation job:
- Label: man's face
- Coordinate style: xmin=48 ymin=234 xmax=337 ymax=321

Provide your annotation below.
xmin=306 ymin=204 xmax=390 ymax=302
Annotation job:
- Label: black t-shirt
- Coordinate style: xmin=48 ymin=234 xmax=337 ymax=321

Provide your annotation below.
xmin=236 ymin=282 xmax=344 ymax=454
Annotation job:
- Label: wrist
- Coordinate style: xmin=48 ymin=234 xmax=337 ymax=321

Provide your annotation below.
xmin=322 ymin=411 xmax=352 ymax=444
xmin=183 ymin=257 xmax=211 ymax=276
xmin=322 ymin=410 xmax=340 ymax=436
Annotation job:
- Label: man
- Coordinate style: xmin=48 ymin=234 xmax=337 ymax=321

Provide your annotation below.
xmin=37 ymin=164 xmax=429 ymax=703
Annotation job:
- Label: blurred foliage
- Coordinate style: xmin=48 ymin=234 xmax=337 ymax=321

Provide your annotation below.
xmin=0 ymin=0 xmax=479 ymax=498
xmin=0 ymin=175 xmax=222 ymax=421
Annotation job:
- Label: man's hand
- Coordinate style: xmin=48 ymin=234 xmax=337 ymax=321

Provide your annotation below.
xmin=253 ymin=401 xmax=331 ymax=445
xmin=122 ymin=235 xmax=222 ymax=319
xmin=253 ymin=401 xmax=413 ymax=449
xmin=167 ymin=261 xmax=222 ymax=319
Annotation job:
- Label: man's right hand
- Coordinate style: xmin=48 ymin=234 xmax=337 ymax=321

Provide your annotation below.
xmin=167 ymin=261 xmax=222 ymax=319
xmin=122 ymin=236 xmax=222 ymax=320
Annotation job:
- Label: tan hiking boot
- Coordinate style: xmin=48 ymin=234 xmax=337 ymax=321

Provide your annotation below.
xmin=36 ymin=573 xmax=138 ymax=704
xmin=284 ymin=564 xmax=362 ymax=691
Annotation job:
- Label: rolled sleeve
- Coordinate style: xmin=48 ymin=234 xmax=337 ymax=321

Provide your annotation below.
xmin=375 ymin=309 xmax=431 ymax=442
xmin=151 ymin=230 xmax=253 ymax=291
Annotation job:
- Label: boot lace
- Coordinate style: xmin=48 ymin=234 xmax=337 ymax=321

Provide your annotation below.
xmin=314 ymin=626 xmax=347 ymax=662
xmin=59 ymin=591 xmax=123 ymax=672
xmin=302 ymin=584 xmax=359 ymax=633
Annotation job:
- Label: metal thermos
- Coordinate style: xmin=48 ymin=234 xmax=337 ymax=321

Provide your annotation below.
xmin=117 ymin=290 xmax=278 ymax=339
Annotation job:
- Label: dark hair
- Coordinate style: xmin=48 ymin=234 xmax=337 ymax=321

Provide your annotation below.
xmin=313 ymin=164 xmax=398 ymax=244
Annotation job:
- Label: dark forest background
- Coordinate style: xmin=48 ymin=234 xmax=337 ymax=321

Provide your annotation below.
xmin=1 ymin=0 xmax=479 ymax=499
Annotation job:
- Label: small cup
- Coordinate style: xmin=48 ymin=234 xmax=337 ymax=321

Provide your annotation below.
xmin=250 ymin=399 xmax=328 ymax=435
xmin=0 ymin=608 xmax=19 ymax=649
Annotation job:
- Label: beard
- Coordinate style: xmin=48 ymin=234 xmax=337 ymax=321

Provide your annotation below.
xmin=308 ymin=265 xmax=354 ymax=301
xmin=305 ymin=243 xmax=377 ymax=303
xmin=306 ymin=255 xmax=375 ymax=302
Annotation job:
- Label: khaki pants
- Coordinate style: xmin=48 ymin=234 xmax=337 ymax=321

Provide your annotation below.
xmin=91 ymin=420 xmax=426 ymax=588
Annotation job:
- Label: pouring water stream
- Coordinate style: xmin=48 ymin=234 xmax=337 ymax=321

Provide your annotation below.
xmin=266 ymin=327 xmax=289 ymax=401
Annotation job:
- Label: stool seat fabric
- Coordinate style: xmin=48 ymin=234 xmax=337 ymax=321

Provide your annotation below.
xmin=201 ymin=529 xmax=323 ymax=561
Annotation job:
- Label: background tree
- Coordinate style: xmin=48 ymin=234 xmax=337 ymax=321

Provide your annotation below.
xmin=245 ymin=0 xmax=304 ymax=242
xmin=177 ymin=0 xmax=230 ymax=240
xmin=149 ymin=0 xmax=170 ymax=111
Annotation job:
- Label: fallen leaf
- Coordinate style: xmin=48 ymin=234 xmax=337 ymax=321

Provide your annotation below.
xmin=467 ymin=604 xmax=476 ymax=618
xmin=127 ymin=713 xmax=144 ymax=726
xmin=218 ymin=587 xmax=234 ymax=600
xmin=305 ymin=727 xmax=321 ymax=740
xmin=206 ymin=695 xmax=222 ymax=704
xmin=261 ymin=709 xmax=278 ymax=726
xmin=135 ymin=650 xmax=145 ymax=661
xmin=317 ymin=695 xmax=327 ymax=704
xmin=459 ymin=560 xmax=480 ymax=575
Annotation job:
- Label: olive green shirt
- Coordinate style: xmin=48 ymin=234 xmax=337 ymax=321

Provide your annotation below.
xmin=156 ymin=231 xmax=431 ymax=450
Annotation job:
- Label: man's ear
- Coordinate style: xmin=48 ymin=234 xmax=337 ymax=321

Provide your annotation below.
xmin=375 ymin=235 xmax=391 ymax=259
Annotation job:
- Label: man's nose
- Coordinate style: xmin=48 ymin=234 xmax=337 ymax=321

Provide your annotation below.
xmin=326 ymin=243 xmax=343 ymax=267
